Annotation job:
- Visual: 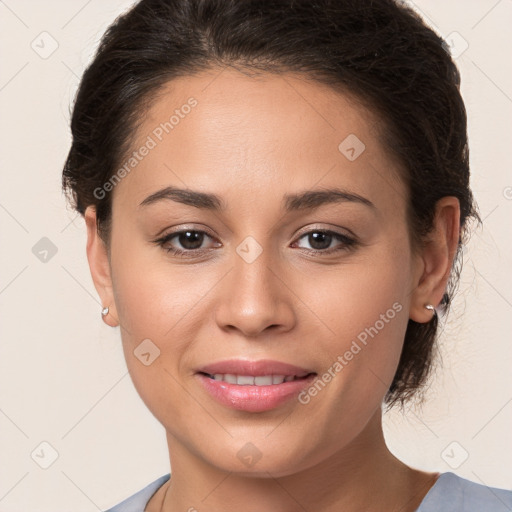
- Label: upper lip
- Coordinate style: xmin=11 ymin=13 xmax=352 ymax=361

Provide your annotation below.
xmin=197 ymin=359 xmax=315 ymax=377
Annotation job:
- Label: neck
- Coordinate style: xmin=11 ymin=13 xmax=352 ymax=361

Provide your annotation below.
xmin=156 ymin=411 xmax=438 ymax=512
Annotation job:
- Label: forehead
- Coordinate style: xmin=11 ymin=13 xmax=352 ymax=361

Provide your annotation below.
xmin=112 ymin=67 xmax=405 ymax=214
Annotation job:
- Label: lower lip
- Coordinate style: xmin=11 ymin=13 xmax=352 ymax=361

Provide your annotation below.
xmin=196 ymin=373 xmax=316 ymax=412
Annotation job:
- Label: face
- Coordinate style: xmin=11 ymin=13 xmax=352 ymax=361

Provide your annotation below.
xmin=93 ymin=68 xmax=423 ymax=476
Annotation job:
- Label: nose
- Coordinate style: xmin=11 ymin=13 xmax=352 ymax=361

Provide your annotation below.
xmin=214 ymin=243 xmax=296 ymax=339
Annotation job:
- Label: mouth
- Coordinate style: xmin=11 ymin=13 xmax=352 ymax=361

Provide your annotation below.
xmin=198 ymin=372 xmax=314 ymax=386
xmin=195 ymin=359 xmax=317 ymax=412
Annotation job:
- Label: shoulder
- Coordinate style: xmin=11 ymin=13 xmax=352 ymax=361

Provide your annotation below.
xmin=417 ymin=472 xmax=512 ymax=512
xmin=104 ymin=474 xmax=171 ymax=512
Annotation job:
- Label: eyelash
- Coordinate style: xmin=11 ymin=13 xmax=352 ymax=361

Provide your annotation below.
xmin=153 ymin=228 xmax=357 ymax=258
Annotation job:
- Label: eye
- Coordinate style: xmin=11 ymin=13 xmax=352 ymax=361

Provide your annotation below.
xmin=154 ymin=229 xmax=219 ymax=257
xmin=292 ymin=230 xmax=356 ymax=254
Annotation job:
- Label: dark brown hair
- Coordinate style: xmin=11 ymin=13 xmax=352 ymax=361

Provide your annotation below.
xmin=62 ymin=0 xmax=479 ymax=406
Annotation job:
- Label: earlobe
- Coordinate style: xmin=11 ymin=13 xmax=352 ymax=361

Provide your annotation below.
xmin=409 ymin=196 xmax=460 ymax=323
xmin=84 ymin=206 xmax=119 ymax=327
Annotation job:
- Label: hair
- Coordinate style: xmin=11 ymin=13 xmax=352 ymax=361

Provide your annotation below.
xmin=62 ymin=0 xmax=479 ymax=407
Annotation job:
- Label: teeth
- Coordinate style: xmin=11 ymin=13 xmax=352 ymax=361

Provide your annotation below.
xmin=208 ymin=374 xmax=300 ymax=385
xmin=254 ymin=376 xmax=273 ymax=386
xmin=224 ymin=374 xmax=237 ymax=384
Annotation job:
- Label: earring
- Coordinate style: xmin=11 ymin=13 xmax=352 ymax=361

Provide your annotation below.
xmin=424 ymin=304 xmax=436 ymax=315
xmin=101 ymin=306 xmax=109 ymax=317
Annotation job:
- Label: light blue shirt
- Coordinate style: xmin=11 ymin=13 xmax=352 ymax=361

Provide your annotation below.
xmin=104 ymin=472 xmax=512 ymax=511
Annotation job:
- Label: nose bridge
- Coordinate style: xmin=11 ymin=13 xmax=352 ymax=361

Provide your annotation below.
xmin=214 ymin=233 xmax=295 ymax=336
xmin=232 ymin=234 xmax=279 ymax=306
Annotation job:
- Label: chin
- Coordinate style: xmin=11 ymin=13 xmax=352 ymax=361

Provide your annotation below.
xmin=192 ymin=433 xmax=328 ymax=479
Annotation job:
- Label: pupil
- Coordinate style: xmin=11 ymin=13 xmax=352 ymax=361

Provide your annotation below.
xmin=310 ymin=232 xmax=331 ymax=250
xmin=180 ymin=231 xmax=203 ymax=249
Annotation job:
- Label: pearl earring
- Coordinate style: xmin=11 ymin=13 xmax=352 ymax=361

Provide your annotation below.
xmin=101 ymin=306 xmax=109 ymax=317
xmin=424 ymin=304 xmax=436 ymax=315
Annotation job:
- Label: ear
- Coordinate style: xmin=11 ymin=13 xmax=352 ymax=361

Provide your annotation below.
xmin=409 ymin=196 xmax=460 ymax=323
xmin=84 ymin=206 xmax=119 ymax=327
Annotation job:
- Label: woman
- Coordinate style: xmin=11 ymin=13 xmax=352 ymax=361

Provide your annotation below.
xmin=62 ymin=0 xmax=512 ymax=510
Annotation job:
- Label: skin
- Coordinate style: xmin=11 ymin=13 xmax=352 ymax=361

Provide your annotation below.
xmin=85 ymin=67 xmax=460 ymax=511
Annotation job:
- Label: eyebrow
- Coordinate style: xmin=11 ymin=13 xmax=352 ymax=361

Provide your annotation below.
xmin=138 ymin=186 xmax=375 ymax=212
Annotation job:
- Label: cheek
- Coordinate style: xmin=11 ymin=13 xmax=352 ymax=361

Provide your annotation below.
xmin=109 ymin=234 xmax=226 ymax=415
xmin=110 ymin=232 xmax=214 ymax=341
xmin=109 ymin=248 xmax=201 ymax=428
xmin=298 ymin=239 xmax=412 ymax=398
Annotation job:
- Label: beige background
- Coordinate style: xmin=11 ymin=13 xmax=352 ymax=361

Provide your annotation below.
xmin=0 ymin=0 xmax=511 ymax=510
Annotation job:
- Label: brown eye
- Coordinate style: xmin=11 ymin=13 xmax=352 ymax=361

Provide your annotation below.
xmin=170 ymin=231 xmax=206 ymax=250
xmin=154 ymin=229 xmax=219 ymax=256
xmin=293 ymin=230 xmax=356 ymax=254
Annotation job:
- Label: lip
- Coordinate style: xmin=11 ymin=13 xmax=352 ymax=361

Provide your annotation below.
xmin=195 ymin=359 xmax=316 ymax=413
xmin=197 ymin=359 xmax=313 ymax=377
